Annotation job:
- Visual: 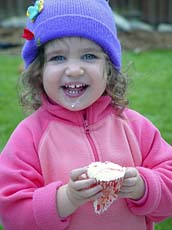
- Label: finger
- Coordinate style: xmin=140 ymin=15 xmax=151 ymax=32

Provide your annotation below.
xmin=122 ymin=177 xmax=137 ymax=187
xmin=119 ymin=186 xmax=135 ymax=193
xmin=68 ymin=186 xmax=103 ymax=207
xmin=78 ymin=184 xmax=102 ymax=199
xmin=124 ymin=167 xmax=138 ymax=179
xmin=118 ymin=191 xmax=133 ymax=198
xmin=90 ymin=190 xmax=103 ymax=201
xmin=71 ymin=178 xmax=96 ymax=191
xmin=70 ymin=167 xmax=87 ymax=181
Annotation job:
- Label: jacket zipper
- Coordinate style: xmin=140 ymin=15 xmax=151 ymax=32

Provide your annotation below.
xmin=83 ymin=119 xmax=99 ymax=162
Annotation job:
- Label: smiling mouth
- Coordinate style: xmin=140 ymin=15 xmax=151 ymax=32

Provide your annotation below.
xmin=62 ymin=83 xmax=89 ymax=97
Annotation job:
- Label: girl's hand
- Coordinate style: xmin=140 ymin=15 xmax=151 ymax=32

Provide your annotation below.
xmin=57 ymin=167 xmax=102 ymax=218
xmin=118 ymin=167 xmax=145 ymax=200
xmin=66 ymin=167 xmax=102 ymax=207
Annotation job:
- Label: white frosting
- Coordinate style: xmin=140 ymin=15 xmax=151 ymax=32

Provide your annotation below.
xmin=87 ymin=161 xmax=125 ymax=181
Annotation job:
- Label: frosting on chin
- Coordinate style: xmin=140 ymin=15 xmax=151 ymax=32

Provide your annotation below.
xmin=87 ymin=161 xmax=125 ymax=181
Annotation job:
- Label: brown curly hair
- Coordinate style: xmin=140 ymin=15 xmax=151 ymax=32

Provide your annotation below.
xmin=18 ymin=46 xmax=128 ymax=114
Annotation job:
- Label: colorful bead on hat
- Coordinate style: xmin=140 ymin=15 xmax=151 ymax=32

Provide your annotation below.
xmin=22 ymin=0 xmax=121 ymax=71
xmin=26 ymin=0 xmax=44 ymax=22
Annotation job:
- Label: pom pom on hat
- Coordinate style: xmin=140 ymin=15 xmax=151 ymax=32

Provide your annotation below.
xmin=22 ymin=0 xmax=121 ymax=70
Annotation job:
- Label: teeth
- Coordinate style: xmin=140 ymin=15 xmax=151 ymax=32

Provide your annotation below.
xmin=69 ymin=90 xmax=77 ymax=94
xmin=64 ymin=83 xmax=86 ymax=89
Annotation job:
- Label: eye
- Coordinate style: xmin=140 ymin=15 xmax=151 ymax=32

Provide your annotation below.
xmin=49 ymin=55 xmax=66 ymax=62
xmin=82 ymin=54 xmax=97 ymax=61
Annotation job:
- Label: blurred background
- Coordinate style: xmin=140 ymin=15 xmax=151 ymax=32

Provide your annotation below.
xmin=1 ymin=0 xmax=172 ymax=24
xmin=0 ymin=0 xmax=172 ymax=52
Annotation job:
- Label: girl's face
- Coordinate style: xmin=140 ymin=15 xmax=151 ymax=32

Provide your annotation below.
xmin=43 ymin=37 xmax=107 ymax=111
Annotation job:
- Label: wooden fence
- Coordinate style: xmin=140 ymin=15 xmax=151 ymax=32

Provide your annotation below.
xmin=0 ymin=0 xmax=172 ymax=25
xmin=0 ymin=0 xmax=31 ymax=19
xmin=111 ymin=0 xmax=172 ymax=25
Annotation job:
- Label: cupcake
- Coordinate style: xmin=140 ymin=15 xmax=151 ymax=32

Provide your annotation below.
xmin=87 ymin=161 xmax=126 ymax=214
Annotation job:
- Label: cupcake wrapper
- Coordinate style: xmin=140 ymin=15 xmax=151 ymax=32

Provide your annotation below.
xmin=93 ymin=177 xmax=124 ymax=214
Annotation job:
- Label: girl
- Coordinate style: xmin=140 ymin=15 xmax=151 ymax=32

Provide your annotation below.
xmin=0 ymin=0 xmax=172 ymax=229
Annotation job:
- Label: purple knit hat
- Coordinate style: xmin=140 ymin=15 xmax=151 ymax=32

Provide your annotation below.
xmin=22 ymin=0 xmax=121 ymax=70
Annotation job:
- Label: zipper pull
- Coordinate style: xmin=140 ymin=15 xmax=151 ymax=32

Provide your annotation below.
xmin=83 ymin=119 xmax=90 ymax=134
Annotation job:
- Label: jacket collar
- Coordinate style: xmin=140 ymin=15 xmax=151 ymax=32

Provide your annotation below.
xmin=41 ymin=94 xmax=113 ymax=126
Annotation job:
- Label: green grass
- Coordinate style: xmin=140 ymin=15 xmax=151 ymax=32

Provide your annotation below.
xmin=0 ymin=55 xmax=24 ymax=150
xmin=0 ymin=50 xmax=172 ymax=229
xmin=123 ymin=49 xmax=172 ymax=144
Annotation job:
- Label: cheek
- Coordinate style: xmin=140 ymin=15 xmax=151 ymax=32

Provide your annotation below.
xmin=42 ymin=70 xmax=56 ymax=97
xmin=91 ymin=75 xmax=107 ymax=99
xmin=99 ymin=79 xmax=107 ymax=94
xmin=97 ymin=67 xmax=108 ymax=90
xmin=43 ymin=66 xmax=58 ymax=86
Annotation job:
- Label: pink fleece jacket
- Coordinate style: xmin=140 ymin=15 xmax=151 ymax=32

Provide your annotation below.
xmin=0 ymin=95 xmax=172 ymax=230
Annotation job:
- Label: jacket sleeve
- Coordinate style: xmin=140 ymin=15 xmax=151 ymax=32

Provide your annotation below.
xmin=125 ymin=110 xmax=172 ymax=222
xmin=0 ymin=121 xmax=70 ymax=230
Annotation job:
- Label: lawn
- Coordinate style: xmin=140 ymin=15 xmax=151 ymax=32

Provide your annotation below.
xmin=0 ymin=55 xmax=24 ymax=150
xmin=123 ymin=49 xmax=172 ymax=144
xmin=0 ymin=50 xmax=172 ymax=229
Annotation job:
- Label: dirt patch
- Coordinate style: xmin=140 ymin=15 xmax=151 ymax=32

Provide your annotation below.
xmin=0 ymin=27 xmax=172 ymax=55
xmin=119 ymin=30 xmax=172 ymax=52
xmin=0 ymin=28 xmax=23 ymax=55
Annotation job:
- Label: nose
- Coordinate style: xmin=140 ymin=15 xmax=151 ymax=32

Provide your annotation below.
xmin=65 ymin=63 xmax=84 ymax=77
